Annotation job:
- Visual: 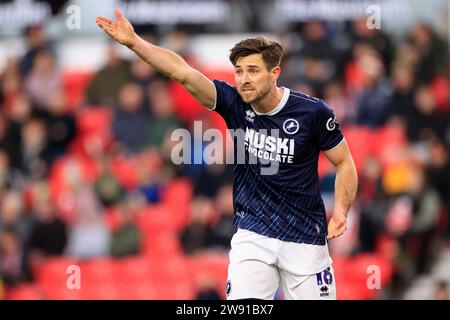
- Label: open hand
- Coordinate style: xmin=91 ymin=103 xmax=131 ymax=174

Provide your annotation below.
xmin=95 ymin=8 xmax=136 ymax=48
xmin=327 ymin=212 xmax=347 ymax=240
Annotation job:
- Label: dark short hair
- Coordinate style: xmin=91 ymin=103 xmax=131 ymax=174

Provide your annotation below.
xmin=229 ymin=37 xmax=283 ymax=70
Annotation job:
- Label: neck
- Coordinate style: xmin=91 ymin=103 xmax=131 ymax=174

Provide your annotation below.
xmin=252 ymin=86 xmax=284 ymax=114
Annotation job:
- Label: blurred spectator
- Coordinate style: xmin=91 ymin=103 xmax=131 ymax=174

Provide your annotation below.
xmin=351 ymin=16 xmax=393 ymax=73
xmin=0 ymin=277 xmax=4 ymax=299
xmin=18 ymin=117 xmax=50 ymax=179
xmin=20 ymin=25 xmax=52 ymax=77
xmin=0 ymin=149 xmax=21 ymax=192
xmin=112 ymin=82 xmax=150 ymax=154
xmin=110 ymin=193 xmax=142 ymax=258
xmin=136 ymin=151 xmax=164 ymax=204
xmin=180 ymin=197 xmax=217 ymax=255
xmin=43 ymin=90 xmax=76 ymax=164
xmin=65 ymin=186 xmax=110 ymax=259
xmin=24 ymin=50 xmax=61 ymax=112
xmin=390 ymin=166 xmax=440 ymax=271
xmin=195 ymin=274 xmax=221 ymax=300
xmin=0 ymin=190 xmax=32 ymax=242
xmin=0 ymin=112 xmax=19 ymax=174
xmin=209 ymin=184 xmax=236 ymax=251
xmin=355 ymin=49 xmax=393 ymax=127
xmin=143 ymin=80 xmax=181 ymax=148
xmin=323 ymin=80 xmax=355 ymax=125
xmin=0 ymin=227 xmax=29 ymax=285
xmin=85 ymin=45 xmax=131 ymax=106
xmin=408 ymin=23 xmax=448 ymax=81
xmin=357 ymin=156 xmax=383 ymax=206
xmin=130 ymin=56 xmax=162 ymax=89
xmin=193 ymin=163 xmax=233 ymax=198
xmin=405 ymin=85 xmax=447 ymax=142
xmin=432 ymin=281 xmax=449 ymax=300
xmin=28 ymin=182 xmax=67 ymax=269
xmin=94 ymin=159 xmax=124 ymax=207
xmin=1 ymin=58 xmax=22 ymax=112
xmin=384 ymin=64 xmax=415 ymax=122
xmin=425 ymin=137 xmax=450 ymax=236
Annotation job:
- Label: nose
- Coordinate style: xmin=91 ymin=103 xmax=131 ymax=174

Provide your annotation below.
xmin=239 ymin=72 xmax=251 ymax=85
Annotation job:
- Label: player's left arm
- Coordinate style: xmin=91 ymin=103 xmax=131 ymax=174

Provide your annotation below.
xmin=323 ymin=139 xmax=358 ymax=240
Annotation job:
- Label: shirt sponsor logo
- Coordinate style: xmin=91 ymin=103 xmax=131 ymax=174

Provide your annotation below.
xmin=326 ymin=116 xmax=338 ymax=131
xmin=244 ymin=128 xmax=295 ymax=164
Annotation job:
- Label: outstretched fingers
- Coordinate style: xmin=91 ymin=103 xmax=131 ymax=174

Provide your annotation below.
xmin=114 ymin=8 xmax=126 ymax=21
xmin=97 ymin=23 xmax=114 ymax=37
xmin=96 ymin=16 xmax=113 ymax=26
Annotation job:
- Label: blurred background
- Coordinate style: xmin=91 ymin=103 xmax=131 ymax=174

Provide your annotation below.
xmin=0 ymin=0 xmax=449 ymax=300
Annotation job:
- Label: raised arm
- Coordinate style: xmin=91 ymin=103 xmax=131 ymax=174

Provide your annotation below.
xmin=95 ymin=8 xmax=216 ymax=109
xmin=323 ymin=139 xmax=358 ymax=240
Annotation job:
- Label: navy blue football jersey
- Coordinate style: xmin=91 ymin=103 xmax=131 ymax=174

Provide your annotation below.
xmin=212 ymin=80 xmax=344 ymax=245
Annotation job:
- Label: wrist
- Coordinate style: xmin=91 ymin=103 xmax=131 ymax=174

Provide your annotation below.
xmin=333 ymin=207 xmax=348 ymax=218
xmin=128 ymin=33 xmax=139 ymax=50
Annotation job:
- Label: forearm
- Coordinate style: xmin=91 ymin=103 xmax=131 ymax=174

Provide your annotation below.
xmin=333 ymin=160 xmax=358 ymax=217
xmin=129 ymin=34 xmax=190 ymax=82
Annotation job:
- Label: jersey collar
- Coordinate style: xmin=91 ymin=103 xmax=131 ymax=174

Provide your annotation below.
xmin=251 ymin=87 xmax=290 ymax=116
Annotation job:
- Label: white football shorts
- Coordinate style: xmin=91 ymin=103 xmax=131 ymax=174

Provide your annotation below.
xmin=226 ymin=228 xmax=336 ymax=300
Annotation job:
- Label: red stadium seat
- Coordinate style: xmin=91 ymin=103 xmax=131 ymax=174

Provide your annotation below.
xmin=188 ymin=253 xmax=229 ymax=298
xmin=6 ymin=284 xmax=44 ymax=300
xmin=103 ymin=205 xmax=124 ymax=232
xmin=34 ymin=257 xmax=81 ymax=299
xmin=61 ymin=70 xmax=93 ymax=110
xmin=163 ymin=178 xmax=193 ymax=206
xmin=137 ymin=204 xmax=179 ymax=233
xmin=79 ymin=283 xmax=119 ymax=300
xmin=78 ymin=258 xmax=119 ymax=300
xmin=142 ymin=228 xmax=183 ymax=258
xmin=149 ymin=255 xmax=195 ymax=300
xmin=333 ymin=254 xmax=390 ymax=300
xmin=112 ymin=256 xmax=156 ymax=299
xmin=341 ymin=126 xmax=372 ymax=172
xmin=79 ymin=258 xmax=116 ymax=285
xmin=162 ymin=179 xmax=193 ymax=230
xmin=431 ymin=76 xmax=450 ymax=112
xmin=69 ymin=107 xmax=113 ymax=156
xmin=169 ymin=80 xmax=209 ymax=124
xmin=371 ymin=125 xmax=407 ymax=168
xmin=109 ymin=155 xmax=140 ymax=190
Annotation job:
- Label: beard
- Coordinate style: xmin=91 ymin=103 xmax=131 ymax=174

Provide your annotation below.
xmin=240 ymin=83 xmax=272 ymax=104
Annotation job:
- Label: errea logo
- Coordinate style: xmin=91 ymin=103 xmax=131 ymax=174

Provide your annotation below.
xmin=245 ymin=110 xmax=256 ymax=123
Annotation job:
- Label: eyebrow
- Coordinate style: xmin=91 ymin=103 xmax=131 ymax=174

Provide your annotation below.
xmin=235 ymin=64 xmax=261 ymax=69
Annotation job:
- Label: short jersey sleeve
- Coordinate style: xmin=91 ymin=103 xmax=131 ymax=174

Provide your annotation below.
xmin=314 ymin=100 xmax=344 ymax=151
xmin=212 ymin=80 xmax=238 ymax=121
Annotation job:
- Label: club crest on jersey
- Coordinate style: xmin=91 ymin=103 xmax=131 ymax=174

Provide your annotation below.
xmin=283 ymin=119 xmax=299 ymax=135
xmin=326 ymin=116 xmax=338 ymax=131
xmin=245 ymin=110 xmax=256 ymax=123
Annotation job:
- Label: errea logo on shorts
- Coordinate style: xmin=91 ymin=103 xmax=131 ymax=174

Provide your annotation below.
xmin=226 ymin=280 xmax=232 ymax=296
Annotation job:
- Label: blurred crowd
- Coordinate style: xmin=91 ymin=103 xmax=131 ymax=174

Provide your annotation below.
xmin=0 ymin=17 xmax=449 ymax=299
